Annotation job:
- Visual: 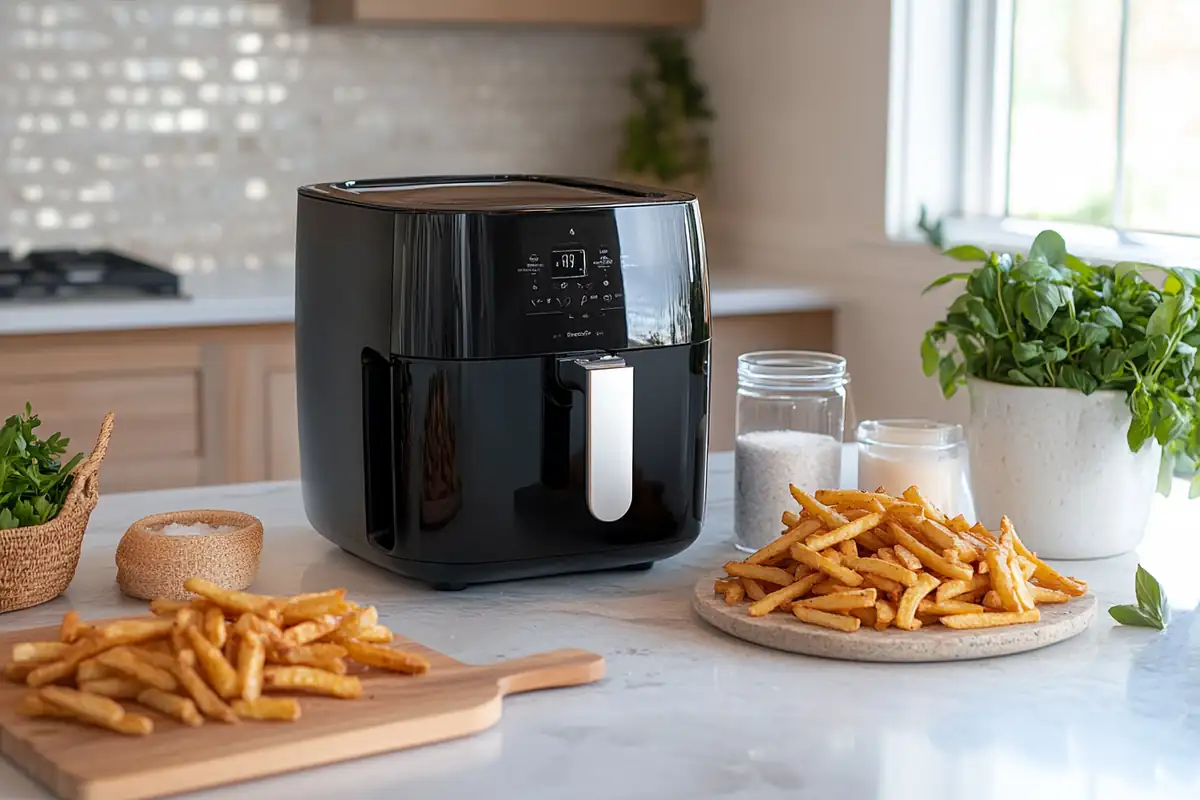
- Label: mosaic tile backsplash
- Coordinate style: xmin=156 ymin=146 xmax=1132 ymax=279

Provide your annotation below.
xmin=0 ymin=1 xmax=643 ymax=274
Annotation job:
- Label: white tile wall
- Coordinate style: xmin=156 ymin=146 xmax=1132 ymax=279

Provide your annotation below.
xmin=0 ymin=0 xmax=642 ymax=273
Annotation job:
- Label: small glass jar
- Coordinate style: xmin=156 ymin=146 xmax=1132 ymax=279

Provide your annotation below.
xmin=855 ymin=419 xmax=973 ymax=520
xmin=734 ymin=351 xmax=849 ymax=552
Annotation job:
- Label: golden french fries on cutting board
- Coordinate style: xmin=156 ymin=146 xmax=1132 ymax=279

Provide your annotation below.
xmin=717 ymin=485 xmax=1088 ymax=633
xmin=3 ymin=578 xmax=431 ymax=736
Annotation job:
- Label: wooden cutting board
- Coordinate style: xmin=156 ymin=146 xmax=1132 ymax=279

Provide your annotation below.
xmin=0 ymin=619 xmax=605 ymax=800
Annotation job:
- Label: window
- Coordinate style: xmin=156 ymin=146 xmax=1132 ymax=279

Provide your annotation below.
xmin=887 ymin=0 xmax=1200 ymax=265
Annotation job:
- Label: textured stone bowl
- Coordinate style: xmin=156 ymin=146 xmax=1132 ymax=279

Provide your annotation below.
xmin=693 ymin=573 xmax=1097 ymax=663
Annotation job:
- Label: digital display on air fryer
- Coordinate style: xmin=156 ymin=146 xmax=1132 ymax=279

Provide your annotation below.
xmin=550 ymin=249 xmax=586 ymax=279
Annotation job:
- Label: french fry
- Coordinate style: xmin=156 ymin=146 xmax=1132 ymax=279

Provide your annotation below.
xmin=894 ymin=573 xmax=941 ymax=631
xmin=856 ymin=530 xmax=888 ymax=552
xmin=173 ymin=656 xmax=238 ymax=723
xmin=789 ymin=543 xmax=864 ymax=587
xmin=984 ymin=547 xmax=1023 ymax=612
xmin=96 ymin=618 xmax=174 ymax=647
xmin=842 ymin=556 xmax=919 ymax=588
xmin=128 ymin=646 xmax=178 ymax=673
xmin=234 ymin=612 xmax=284 ymax=643
xmin=272 ymin=643 xmax=347 ymax=664
xmin=12 ymin=641 xmax=69 ymax=665
xmin=882 ymin=501 xmax=925 ymax=518
xmin=204 ymin=606 xmax=227 ymax=648
xmin=935 ymin=574 xmax=991 ymax=604
xmin=792 ymin=606 xmax=860 ymax=632
xmin=907 ymin=515 xmax=978 ymax=561
xmin=888 ymin=523 xmax=974 ymax=581
xmin=149 ymin=598 xmax=189 ymax=616
xmin=27 ymin=637 xmax=105 ymax=688
xmin=939 ymin=609 xmax=1041 ymax=629
xmin=901 ymin=485 xmax=949 ymax=524
xmin=916 ymin=599 xmax=986 ymax=616
xmin=38 ymin=686 xmax=153 ymax=736
xmin=238 ymin=632 xmax=267 ymax=701
xmin=740 ymin=578 xmax=767 ymax=601
xmin=16 ymin=692 xmax=75 ymax=718
xmin=714 ymin=578 xmax=737 ymax=595
xmin=723 ymin=562 xmax=794 ymax=586
xmin=892 ymin=545 xmax=923 ymax=572
xmin=1030 ymin=586 xmax=1071 ymax=604
xmin=838 ymin=540 xmax=858 ymax=558
xmin=263 ymin=666 xmax=363 ymax=699
xmin=60 ymin=611 xmax=90 ymax=644
xmin=1003 ymin=517 xmax=1088 ymax=596
xmin=1008 ymin=551 xmax=1038 ymax=611
xmin=803 ymin=512 xmax=885 ymax=552
xmin=79 ymin=677 xmax=145 ymax=700
xmin=874 ymin=600 xmax=897 ymax=631
xmin=748 ymin=572 xmax=825 ymax=616
xmin=796 ymin=588 xmax=877 ymax=612
xmin=814 ymin=489 xmax=888 ymax=512
xmin=137 ymin=687 xmax=204 ymax=727
xmin=781 ymin=510 xmax=801 ymax=528
xmin=75 ymin=658 xmax=116 ymax=683
xmin=810 ymin=580 xmax=857 ymax=596
xmin=232 ymin=697 xmax=301 ymax=721
xmin=278 ymin=614 xmax=345 ymax=649
xmin=745 ymin=519 xmax=824 ymax=565
xmin=982 ymin=590 xmax=1002 ymax=609
xmin=722 ymin=583 xmax=745 ymax=605
xmin=184 ymin=577 xmax=281 ymax=617
xmin=4 ymin=662 xmax=34 ymax=683
xmin=862 ymin=573 xmax=905 ymax=597
xmin=172 ymin=607 xmax=200 ymax=655
xmin=788 ymin=486 xmax=849 ymax=529
xmin=876 ymin=547 xmax=901 ymax=565
xmin=281 ymin=591 xmax=354 ymax=625
xmin=849 ymin=607 xmax=878 ymax=627
xmin=185 ymin=627 xmax=239 ymax=699
xmin=96 ymin=647 xmax=179 ymax=693
xmin=342 ymin=640 xmax=431 ymax=675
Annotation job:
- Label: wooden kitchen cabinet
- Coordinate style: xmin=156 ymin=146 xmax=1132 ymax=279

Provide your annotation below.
xmin=0 ymin=325 xmax=300 ymax=493
xmin=310 ymin=0 xmax=703 ymax=28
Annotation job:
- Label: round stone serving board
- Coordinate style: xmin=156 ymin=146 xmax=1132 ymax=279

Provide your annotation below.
xmin=693 ymin=574 xmax=1097 ymax=663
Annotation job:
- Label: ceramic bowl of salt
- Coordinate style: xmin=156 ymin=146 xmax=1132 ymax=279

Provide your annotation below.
xmin=115 ymin=510 xmax=264 ymax=600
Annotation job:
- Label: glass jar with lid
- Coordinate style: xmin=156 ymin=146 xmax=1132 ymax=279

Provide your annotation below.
xmin=734 ymin=351 xmax=849 ymax=552
xmin=855 ymin=419 xmax=973 ymax=520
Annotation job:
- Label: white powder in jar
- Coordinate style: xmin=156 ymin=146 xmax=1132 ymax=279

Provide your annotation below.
xmin=735 ymin=430 xmax=843 ymax=550
xmin=157 ymin=523 xmax=238 ymax=536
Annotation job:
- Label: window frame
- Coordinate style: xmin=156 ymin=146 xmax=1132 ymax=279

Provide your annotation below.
xmin=885 ymin=0 xmax=1200 ymax=268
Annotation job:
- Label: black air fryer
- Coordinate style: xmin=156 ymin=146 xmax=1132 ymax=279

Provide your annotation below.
xmin=294 ymin=175 xmax=710 ymax=589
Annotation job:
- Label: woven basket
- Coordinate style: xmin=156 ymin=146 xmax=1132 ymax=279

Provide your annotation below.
xmin=0 ymin=412 xmax=114 ymax=614
xmin=116 ymin=509 xmax=263 ymax=601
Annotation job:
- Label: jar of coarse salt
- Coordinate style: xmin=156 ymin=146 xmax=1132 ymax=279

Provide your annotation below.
xmin=855 ymin=419 xmax=974 ymax=521
xmin=734 ymin=351 xmax=849 ymax=552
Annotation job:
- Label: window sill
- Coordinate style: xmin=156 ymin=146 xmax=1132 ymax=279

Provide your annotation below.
xmin=926 ymin=216 xmax=1200 ymax=270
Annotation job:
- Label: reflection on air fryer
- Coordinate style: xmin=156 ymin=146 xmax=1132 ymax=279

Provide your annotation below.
xmin=420 ymin=371 xmax=462 ymax=529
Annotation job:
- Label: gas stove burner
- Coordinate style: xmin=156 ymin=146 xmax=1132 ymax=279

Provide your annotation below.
xmin=0 ymin=248 xmax=182 ymax=301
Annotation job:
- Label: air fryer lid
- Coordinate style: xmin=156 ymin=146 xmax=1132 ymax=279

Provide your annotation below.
xmin=298 ymin=174 xmax=696 ymax=212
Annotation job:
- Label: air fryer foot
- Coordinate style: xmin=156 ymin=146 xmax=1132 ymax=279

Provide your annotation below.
xmin=432 ymin=582 xmax=469 ymax=592
xmin=622 ymin=562 xmax=654 ymax=572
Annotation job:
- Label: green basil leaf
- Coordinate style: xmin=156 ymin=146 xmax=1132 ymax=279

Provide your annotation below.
xmin=1028 ymin=230 xmax=1067 ymax=266
xmin=1128 ymin=414 xmax=1152 ymax=452
xmin=937 ymin=356 xmax=960 ymax=399
xmin=1021 ymin=364 xmax=1048 ymax=385
xmin=967 ymin=265 xmax=1000 ymax=300
xmin=1019 ymin=284 xmax=1063 ymax=331
xmin=1006 ymin=368 xmax=1038 ymax=386
xmin=948 ymin=294 xmax=972 ymax=316
xmin=1093 ymin=306 xmax=1123 ymax=329
xmin=1064 ymin=253 xmax=1092 ymax=275
xmin=1101 ymin=349 xmax=1125 ymax=380
xmin=1146 ymin=294 xmax=1180 ymax=338
xmin=1149 ymin=335 xmax=1172 ymax=362
xmin=1042 ymin=346 xmax=1068 ymax=364
xmin=942 ymin=245 xmax=990 ymax=262
xmin=1134 ymin=565 xmax=1168 ymax=622
xmin=966 ymin=297 xmax=1000 ymax=337
xmin=1011 ymin=259 xmax=1059 ymax=283
xmin=1157 ymin=448 xmax=1177 ymax=495
xmin=1108 ymin=604 xmax=1163 ymax=629
xmin=920 ymin=335 xmax=940 ymax=377
xmin=1170 ymin=268 xmax=1197 ymax=289
xmin=1077 ymin=322 xmax=1109 ymax=349
xmin=1059 ymin=364 xmax=1098 ymax=394
xmin=1155 ymin=412 xmax=1185 ymax=446
xmin=1053 ymin=316 xmax=1081 ymax=339
xmin=1190 ymin=472 xmax=1200 ymax=499
xmin=1013 ymin=341 xmax=1043 ymax=364
xmin=1115 ymin=262 xmax=1146 ymax=282
xmin=922 ymin=272 xmax=973 ymax=294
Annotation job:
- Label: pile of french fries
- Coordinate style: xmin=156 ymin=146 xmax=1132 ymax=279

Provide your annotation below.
xmin=716 ymin=485 xmax=1088 ymax=633
xmin=2 ymin=578 xmax=430 ymax=735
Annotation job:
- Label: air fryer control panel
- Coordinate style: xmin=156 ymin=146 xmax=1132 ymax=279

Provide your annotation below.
xmin=499 ymin=211 xmax=630 ymax=355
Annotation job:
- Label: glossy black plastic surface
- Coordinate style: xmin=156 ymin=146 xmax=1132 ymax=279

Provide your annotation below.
xmin=295 ymin=175 xmax=711 ymax=587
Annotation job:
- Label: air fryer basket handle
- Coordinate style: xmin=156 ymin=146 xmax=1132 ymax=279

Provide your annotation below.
xmin=558 ymin=355 xmax=633 ymax=522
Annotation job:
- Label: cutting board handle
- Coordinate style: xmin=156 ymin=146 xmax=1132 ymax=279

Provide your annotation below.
xmin=485 ymin=648 xmax=605 ymax=696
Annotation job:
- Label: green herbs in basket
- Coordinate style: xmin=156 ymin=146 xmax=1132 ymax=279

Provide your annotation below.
xmin=0 ymin=403 xmax=84 ymax=530
xmin=920 ymin=230 xmax=1200 ymax=499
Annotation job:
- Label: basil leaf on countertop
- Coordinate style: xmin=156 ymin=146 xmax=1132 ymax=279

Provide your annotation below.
xmin=1109 ymin=564 xmax=1169 ymax=630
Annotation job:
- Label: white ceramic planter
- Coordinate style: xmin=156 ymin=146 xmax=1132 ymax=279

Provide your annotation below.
xmin=966 ymin=377 xmax=1159 ymax=560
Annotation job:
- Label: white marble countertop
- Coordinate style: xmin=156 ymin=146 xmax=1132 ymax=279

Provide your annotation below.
xmin=2 ymin=452 xmax=1197 ymax=800
xmin=0 ymin=267 xmax=839 ymax=336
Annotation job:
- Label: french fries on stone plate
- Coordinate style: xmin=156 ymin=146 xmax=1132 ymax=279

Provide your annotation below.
xmin=716 ymin=485 xmax=1088 ymax=634
xmin=2 ymin=578 xmax=431 ymax=736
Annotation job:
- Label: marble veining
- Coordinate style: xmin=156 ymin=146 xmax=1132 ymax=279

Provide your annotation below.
xmin=1 ymin=0 xmax=642 ymax=273
xmin=0 ymin=453 xmax=1197 ymax=799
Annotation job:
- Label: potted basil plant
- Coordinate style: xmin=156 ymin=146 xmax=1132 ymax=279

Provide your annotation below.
xmin=921 ymin=230 xmax=1200 ymax=559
